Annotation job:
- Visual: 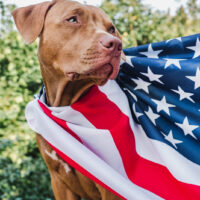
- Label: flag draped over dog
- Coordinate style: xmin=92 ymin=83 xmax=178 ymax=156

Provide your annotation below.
xmin=26 ymin=33 xmax=200 ymax=200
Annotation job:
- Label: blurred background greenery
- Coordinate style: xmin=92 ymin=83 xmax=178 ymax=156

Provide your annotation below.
xmin=0 ymin=0 xmax=199 ymax=199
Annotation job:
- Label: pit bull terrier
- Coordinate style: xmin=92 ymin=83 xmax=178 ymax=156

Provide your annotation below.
xmin=12 ymin=0 xmax=124 ymax=199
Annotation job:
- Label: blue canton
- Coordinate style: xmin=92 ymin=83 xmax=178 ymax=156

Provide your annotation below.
xmin=118 ymin=33 xmax=200 ymax=165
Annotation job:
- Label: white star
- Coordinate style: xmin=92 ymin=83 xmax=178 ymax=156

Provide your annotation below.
xmin=132 ymin=103 xmax=143 ymax=119
xmin=176 ymin=117 xmax=198 ymax=139
xmin=145 ymin=106 xmax=160 ymax=125
xmin=187 ymin=38 xmax=200 ymax=58
xmin=125 ymin=56 xmax=135 ymax=67
xmin=141 ymin=67 xmax=163 ymax=84
xmin=132 ymin=78 xmax=151 ymax=93
xmin=164 ymin=59 xmax=182 ymax=69
xmin=172 ymin=86 xmax=195 ymax=103
xmin=163 ymin=131 xmax=183 ymax=149
xmin=152 ymin=96 xmax=175 ymax=116
xmin=166 ymin=37 xmax=182 ymax=43
xmin=186 ymin=67 xmax=200 ymax=90
xmin=140 ymin=44 xmax=163 ymax=58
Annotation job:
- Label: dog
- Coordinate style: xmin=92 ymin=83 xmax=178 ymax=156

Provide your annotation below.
xmin=12 ymin=0 xmax=124 ymax=199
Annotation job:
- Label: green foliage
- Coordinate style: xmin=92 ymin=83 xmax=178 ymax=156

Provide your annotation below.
xmin=0 ymin=31 xmax=54 ymax=200
xmin=0 ymin=0 xmax=199 ymax=199
xmin=0 ymin=1 xmax=15 ymax=37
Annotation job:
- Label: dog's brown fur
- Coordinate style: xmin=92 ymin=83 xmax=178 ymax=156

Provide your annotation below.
xmin=12 ymin=0 xmax=124 ymax=199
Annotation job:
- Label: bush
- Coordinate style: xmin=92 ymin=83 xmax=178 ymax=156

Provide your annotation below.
xmin=0 ymin=30 xmax=54 ymax=200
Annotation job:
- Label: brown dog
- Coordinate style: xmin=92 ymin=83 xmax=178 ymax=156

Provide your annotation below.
xmin=12 ymin=0 xmax=124 ymax=199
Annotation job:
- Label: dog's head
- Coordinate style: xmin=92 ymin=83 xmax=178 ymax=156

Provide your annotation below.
xmin=12 ymin=0 xmax=124 ymax=86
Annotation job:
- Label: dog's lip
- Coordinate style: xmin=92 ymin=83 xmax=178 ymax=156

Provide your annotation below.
xmin=85 ymin=63 xmax=113 ymax=76
xmin=66 ymin=63 xmax=113 ymax=80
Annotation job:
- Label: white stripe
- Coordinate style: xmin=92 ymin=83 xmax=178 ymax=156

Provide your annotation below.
xmin=25 ymin=100 xmax=163 ymax=200
xmin=51 ymin=106 xmax=95 ymax=128
xmin=99 ymin=80 xmax=130 ymax=116
xmin=102 ymin=81 xmax=200 ymax=186
xmin=67 ymin=116 xmax=128 ymax=178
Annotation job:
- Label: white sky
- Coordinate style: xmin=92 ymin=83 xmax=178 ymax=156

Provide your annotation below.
xmin=5 ymin=0 xmax=102 ymax=6
xmin=6 ymin=0 xmax=188 ymax=15
xmin=143 ymin=0 xmax=188 ymax=15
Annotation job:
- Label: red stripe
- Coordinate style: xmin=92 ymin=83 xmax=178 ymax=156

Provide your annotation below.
xmin=71 ymin=86 xmax=200 ymax=200
xmin=46 ymin=140 xmax=125 ymax=199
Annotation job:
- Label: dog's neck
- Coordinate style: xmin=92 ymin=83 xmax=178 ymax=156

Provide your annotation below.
xmin=47 ymin=80 xmax=94 ymax=107
xmin=40 ymin=64 xmax=95 ymax=107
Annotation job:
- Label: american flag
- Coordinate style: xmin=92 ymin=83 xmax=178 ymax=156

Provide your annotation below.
xmin=26 ymin=33 xmax=200 ymax=200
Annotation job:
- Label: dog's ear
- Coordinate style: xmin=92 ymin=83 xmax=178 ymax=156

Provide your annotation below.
xmin=12 ymin=1 xmax=55 ymax=44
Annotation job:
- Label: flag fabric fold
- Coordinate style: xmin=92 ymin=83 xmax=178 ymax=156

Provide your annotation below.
xmin=26 ymin=33 xmax=200 ymax=200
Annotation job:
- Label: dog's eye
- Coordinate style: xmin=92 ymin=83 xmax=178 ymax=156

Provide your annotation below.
xmin=67 ymin=16 xmax=78 ymax=23
xmin=108 ymin=26 xmax=115 ymax=34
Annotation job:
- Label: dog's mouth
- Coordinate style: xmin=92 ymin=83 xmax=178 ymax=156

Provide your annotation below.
xmin=85 ymin=63 xmax=113 ymax=77
xmin=66 ymin=63 xmax=113 ymax=84
xmin=66 ymin=56 xmax=121 ymax=85
xmin=87 ymin=63 xmax=114 ymax=85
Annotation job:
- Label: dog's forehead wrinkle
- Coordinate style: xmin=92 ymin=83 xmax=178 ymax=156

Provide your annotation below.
xmin=71 ymin=7 xmax=85 ymax=15
xmin=83 ymin=5 xmax=110 ymax=25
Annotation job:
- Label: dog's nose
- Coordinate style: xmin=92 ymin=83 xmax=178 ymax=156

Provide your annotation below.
xmin=100 ymin=35 xmax=122 ymax=53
